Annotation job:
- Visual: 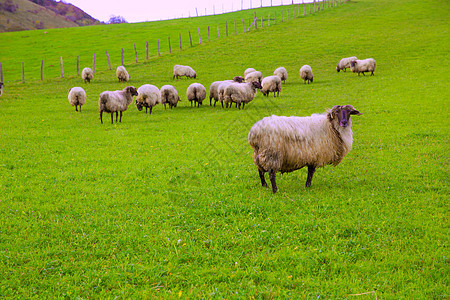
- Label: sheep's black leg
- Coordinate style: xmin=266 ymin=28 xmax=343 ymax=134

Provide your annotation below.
xmin=75 ymin=105 xmax=78 ymax=112
xmin=110 ymin=113 xmax=113 ymax=124
xmin=149 ymin=106 xmax=153 ymax=114
xmin=210 ymin=97 xmax=212 ymax=106
xmin=362 ymin=72 xmax=365 ymax=76
xmin=268 ymin=169 xmax=277 ymax=193
xmin=119 ymin=111 xmax=123 ymax=122
xmin=79 ymin=105 xmax=81 ymax=112
xmin=100 ymin=111 xmax=103 ymax=124
xmin=306 ymin=165 xmax=316 ymax=187
xmin=371 ymin=71 xmax=374 ymax=76
xmin=259 ymin=169 xmax=268 ymax=187
xmin=242 ymin=103 xmax=245 ymax=109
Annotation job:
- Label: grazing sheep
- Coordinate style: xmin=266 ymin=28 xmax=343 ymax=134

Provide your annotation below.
xmin=336 ymin=56 xmax=357 ymax=72
xmin=209 ymin=76 xmax=243 ymax=106
xmin=187 ymin=83 xmax=206 ymax=107
xmin=173 ymin=64 xmax=197 ymax=79
xmin=116 ymin=66 xmax=130 ymax=82
xmin=350 ymin=58 xmax=376 ymax=76
xmin=223 ymin=81 xmax=262 ymax=110
xmin=217 ymin=81 xmax=234 ymax=108
xmin=248 ymin=105 xmax=362 ymax=193
xmin=245 ymin=71 xmax=263 ymax=84
xmin=273 ymin=67 xmax=288 ymax=83
xmin=0 ymin=82 xmax=3 ymax=97
xmin=244 ymin=68 xmax=256 ymax=77
xmin=98 ymin=86 xmax=138 ymax=124
xmin=135 ymin=84 xmax=161 ymax=114
xmin=68 ymin=87 xmax=86 ymax=112
xmin=261 ymin=75 xmax=282 ymax=97
xmin=81 ymin=67 xmax=94 ymax=83
xmin=160 ymin=85 xmax=180 ymax=109
xmin=300 ymin=65 xmax=314 ymax=84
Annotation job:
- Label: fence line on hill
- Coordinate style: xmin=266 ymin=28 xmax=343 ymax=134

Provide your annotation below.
xmin=1 ymin=0 xmax=347 ymax=83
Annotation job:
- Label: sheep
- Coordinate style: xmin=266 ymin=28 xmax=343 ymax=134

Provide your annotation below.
xmin=116 ymin=66 xmax=130 ymax=82
xmin=0 ymin=82 xmax=3 ymax=97
xmin=209 ymin=76 xmax=243 ymax=106
xmin=98 ymin=86 xmax=138 ymax=124
xmin=135 ymin=84 xmax=161 ymax=114
xmin=173 ymin=64 xmax=197 ymax=79
xmin=273 ymin=67 xmax=288 ymax=83
xmin=300 ymin=65 xmax=314 ymax=84
xmin=350 ymin=58 xmax=376 ymax=76
xmin=245 ymin=71 xmax=263 ymax=84
xmin=261 ymin=75 xmax=282 ymax=98
xmin=248 ymin=105 xmax=362 ymax=193
xmin=244 ymin=68 xmax=256 ymax=77
xmin=81 ymin=67 xmax=94 ymax=83
xmin=336 ymin=56 xmax=357 ymax=72
xmin=217 ymin=81 xmax=234 ymax=108
xmin=68 ymin=87 xmax=87 ymax=112
xmin=223 ymin=81 xmax=262 ymax=110
xmin=186 ymin=83 xmax=206 ymax=107
xmin=160 ymin=85 xmax=180 ymax=109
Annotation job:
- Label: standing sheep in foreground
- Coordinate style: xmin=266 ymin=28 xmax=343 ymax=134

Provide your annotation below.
xmin=248 ymin=105 xmax=362 ymax=193
xmin=98 ymin=86 xmax=138 ymax=124
xmin=173 ymin=65 xmax=197 ymax=79
xmin=350 ymin=58 xmax=376 ymax=76
xmin=68 ymin=87 xmax=86 ymax=112
xmin=135 ymin=84 xmax=161 ymax=114
xmin=273 ymin=67 xmax=288 ymax=83
xmin=261 ymin=75 xmax=282 ymax=97
xmin=187 ymin=83 xmax=206 ymax=107
xmin=336 ymin=56 xmax=357 ymax=72
xmin=223 ymin=81 xmax=262 ymax=109
xmin=209 ymin=76 xmax=243 ymax=106
xmin=300 ymin=65 xmax=314 ymax=84
xmin=160 ymin=85 xmax=180 ymax=109
xmin=245 ymin=71 xmax=263 ymax=84
xmin=81 ymin=67 xmax=94 ymax=83
xmin=116 ymin=66 xmax=130 ymax=82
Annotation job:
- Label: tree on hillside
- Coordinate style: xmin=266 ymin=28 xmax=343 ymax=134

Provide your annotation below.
xmin=108 ymin=15 xmax=127 ymax=24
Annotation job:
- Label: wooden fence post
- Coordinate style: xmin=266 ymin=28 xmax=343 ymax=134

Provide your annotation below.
xmin=275 ymin=12 xmax=277 ymax=24
xmin=234 ymin=19 xmax=237 ymax=34
xmin=261 ymin=16 xmax=263 ymax=27
xmin=189 ymin=31 xmax=193 ymax=47
xmin=93 ymin=53 xmax=96 ymax=73
xmin=76 ymin=56 xmax=79 ymax=75
xmin=22 ymin=62 xmax=25 ymax=83
xmin=255 ymin=16 xmax=258 ymax=30
xmin=198 ymin=27 xmax=201 ymax=44
xmin=281 ymin=11 xmax=283 ymax=22
xmin=106 ymin=51 xmax=111 ymax=70
xmin=168 ymin=36 xmax=171 ymax=53
xmin=242 ymin=19 xmax=245 ymax=33
xmin=121 ymin=48 xmax=124 ymax=65
xmin=217 ymin=24 xmax=220 ymax=39
xmin=208 ymin=26 xmax=210 ymax=42
xmin=60 ymin=57 xmax=63 ymax=78
xmin=146 ymin=41 xmax=149 ymax=60
xmin=179 ymin=33 xmax=182 ymax=50
xmin=134 ymin=43 xmax=138 ymax=62
xmin=158 ymin=39 xmax=161 ymax=56
xmin=269 ymin=14 xmax=271 ymax=26
xmin=41 ymin=60 xmax=43 ymax=81
xmin=226 ymin=21 xmax=228 ymax=36
xmin=0 ymin=62 xmax=3 ymax=83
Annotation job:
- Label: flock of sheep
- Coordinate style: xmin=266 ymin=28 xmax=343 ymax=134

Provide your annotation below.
xmin=66 ymin=56 xmax=375 ymax=192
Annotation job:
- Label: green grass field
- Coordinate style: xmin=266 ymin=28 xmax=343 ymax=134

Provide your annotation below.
xmin=0 ymin=0 xmax=448 ymax=298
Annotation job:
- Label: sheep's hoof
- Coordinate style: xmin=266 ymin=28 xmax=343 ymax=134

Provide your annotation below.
xmin=272 ymin=187 xmax=278 ymax=193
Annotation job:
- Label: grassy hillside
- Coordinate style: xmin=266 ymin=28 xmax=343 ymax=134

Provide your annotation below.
xmin=0 ymin=0 xmax=448 ymax=298
xmin=0 ymin=0 xmax=79 ymax=31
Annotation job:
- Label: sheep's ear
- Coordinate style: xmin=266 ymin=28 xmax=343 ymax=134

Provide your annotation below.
xmin=350 ymin=109 xmax=362 ymax=115
xmin=345 ymin=105 xmax=362 ymax=115
xmin=68 ymin=88 xmax=72 ymax=93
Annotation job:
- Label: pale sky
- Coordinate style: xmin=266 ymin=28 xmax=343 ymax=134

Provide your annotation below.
xmin=64 ymin=0 xmax=309 ymax=23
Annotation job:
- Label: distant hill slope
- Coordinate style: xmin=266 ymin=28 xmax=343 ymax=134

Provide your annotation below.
xmin=0 ymin=0 xmax=100 ymax=32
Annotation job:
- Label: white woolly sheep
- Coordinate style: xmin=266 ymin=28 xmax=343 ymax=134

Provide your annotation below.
xmin=0 ymin=82 xmax=3 ymax=97
xmin=350 ymin=58 xmax=376 ymax=76
xmin=187 ymin=83 xmax=206 ymax=107
xmin=244 ymin=68 xmax=256 ymax=77
xmin=273 ymin=67 xmax=288 ymax=83
xmin=81 ymin=67 xmax=94 ymax=83
xmin=160 ymin=85 xmax=180 ymax=109
xmin=299 ymin=65 xmax=314 ymax=84
xmin=173 ymin=65 xmax=197 ymax=79
xmin=68 ymin=87 xmax=86 ymax=112
xmin=261 ymin=75 xmax=282 ymax=97
xmin=116 ymin=66 xmax=130 ymax=82
xmin=336 ymin=56 xmax=357 ymax=72
xmin=248 ymin=105 xmax=362 ymax=193
xmin=209 ymin=76 xmax=243 ymax=106
xmin=245 ymin=71 xmax=263 ymax=84
xmin=223 ymin=81 xmax=262 ymax=110
xmin=135 ymin=84 xmax=161 ymax=114
xmin=99 ymin=86 xmax=138 ymax=124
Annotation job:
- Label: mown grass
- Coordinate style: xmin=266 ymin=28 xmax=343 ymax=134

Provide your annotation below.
xmin=0 ymin=0 xmax=448 ymax=298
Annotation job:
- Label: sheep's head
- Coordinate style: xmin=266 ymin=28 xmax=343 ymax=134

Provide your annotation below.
xmin=252 ymin=81 xmax=262 ymax=90
xmin=135 ymin=99 xmax=144 ymax=111
xmin=350 ymin=60 xmax=357 ymax=67
xmin=329 ymin=105 xmax=362 ymax=128
xmin=233 ymin=76 xmax=244 ymax=83
xmin=126 ymin=86 xmax=138 ymax=96
xmin=336 ymin=65 xmax=340 ymax=72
